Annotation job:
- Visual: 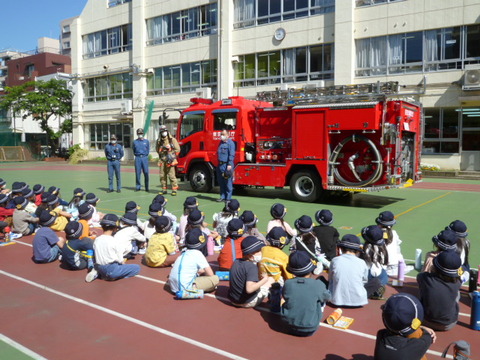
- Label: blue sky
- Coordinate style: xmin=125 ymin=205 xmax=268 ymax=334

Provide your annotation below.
xmin=0 ymin=0 xmax=87 ymax=52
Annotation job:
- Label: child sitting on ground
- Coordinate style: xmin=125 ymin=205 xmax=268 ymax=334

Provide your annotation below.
xmin=125 ymin=201 xmax=145 ymax=228
xmin=88 ymin=214 xmax=141 ymax=283
xmin=144 ymin=216 xmax=179 ymax=268
xmin=0 ymin=178 xmax=10 ymax=195
xmin=32 ymin=184 xmax=45 ymax=206
xmin=77 ymin=203 xmax=98 ymax=240
xmin=259 ymin=227 xmax=294 ymax=285
xmin=142 ymin=202 xmax=164 ymax=241
xmin=85 ymin=193 xmax=104 ymax=228
xmin=375 ymin=211 xmax=411 ymax=276
xmin=312 ymin=209 xmax=339 ymax=261
xmin=374 ymin=293 xmax=436 ymax=360
xmin=168 ymin=228 xmax=219 ymax=294
xmin=218 ymin=218 xmax=246 ymax=270
xmin=240 ymin=210 xmax=266 ymax=243
xmin=446 ymin=220 xmax=470 ymax=284
xmin=185 ymin=209 xmax=217 ymax=255
xmin=23 ymin=188 xmax=37 ymax=215
xmin=361 ymin=225 xmax=389 ymax=298
xmin=151 ymin=195 xmax=178 ymax=234
xmin=281 ymin=251 xmax=331 ymax=337
xmin=213 ymin=199 xmax=240 ymax=242
xmin=267 ymin=203 xmax=297 ymax=241
xmin=421 ymin=229 xmax=457 ymax=273
xmin=32 ymin=210 xmax=65 ymax=263
xmin=48 ymin=186 xmax=68 ymax=207
xmin=115 ymin=212 xmax=147 ymax=256
xmin=178 ymin=196 xmax=198 ymax=243
xmin=66 ymin=188 xmax=85 ymax=220
xmin=417 ymin=250 xmax=463 ymax=331
xmin=328 ymin=234 xmax=381 ymax=307
xmin=290 ymin=215 xmax=329 ymax=274
xmin=12 ymin=196 xmax=39 ymax=236
xmin=47 ymin=194 xmax=72 ymax=231
xmin=228 ymin=236 xmax=274 ymax=308
xmin=61 ymin=221 xmax=94 ymax=271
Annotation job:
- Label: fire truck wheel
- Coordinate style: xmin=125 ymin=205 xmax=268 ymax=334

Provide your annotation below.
xmin=189 ymin=164 xmax=213 ymax=193
xmin=289 ymin=171 xmax=321 ymax=203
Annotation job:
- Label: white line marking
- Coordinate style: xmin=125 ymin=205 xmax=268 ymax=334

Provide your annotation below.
xmin=0 ymin=333 xmax=48 ymax=360
xmin=0 ymin=270 xmax=248 ymax=360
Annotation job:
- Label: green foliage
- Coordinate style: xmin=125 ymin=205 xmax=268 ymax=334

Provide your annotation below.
xmin=68 ymin=145 xmax=89 ymax=164
xmin=0 ymin=79 xmax=73 ymax=151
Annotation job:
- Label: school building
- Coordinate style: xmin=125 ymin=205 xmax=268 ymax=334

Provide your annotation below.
xmin=70 ymin=0 xmax=480 ymax=170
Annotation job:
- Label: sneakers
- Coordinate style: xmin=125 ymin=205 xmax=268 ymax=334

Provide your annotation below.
xmin=138 ymin=247 xmax=146 ymax=255
xmin=9 ymin=232 xmax=22 ymax=240
xmin=171 ymin=190 xmax=177 ymax=196
xmin=370 ymin=285 xmax=386 ymax=300
xmin=159 ymin=189 xmax=167 ymax=195
xmin=85 ymin=268 xmax=98 ymax=283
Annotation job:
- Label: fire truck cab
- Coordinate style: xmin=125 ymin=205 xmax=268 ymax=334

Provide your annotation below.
xmin=175 ymin=82 xmax=423 ymax=202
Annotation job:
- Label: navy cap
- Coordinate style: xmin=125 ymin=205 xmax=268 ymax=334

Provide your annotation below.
xmin=376 ymin=211 xmax=396 ymax=227
xmin=225 ymin=199 xmax=240 ymax=212
xmin=73 ymin=188 xmax=85 ymax=197
xmin=39 ymin=210 xmax=56 ymax=227
xmin=432 ymin=229 xmax=457 ymax=251
xmin=183 ymin=196 xmax=198 ymax=209
xmin=187 ymin=209 xmax=204 ymax=225
xmin=120 ymin=212 xmax=137 ymax=226
xmin=446 ymin=220 xmax=468 ymax=238
xmin=33 ymin=184 xmax=45 ymax=194
xmin=155 ymin=216 xmax=172 ymax=233
xmin=227 ymin=218 xmax=245 ymax=238
xmin=152 ymin=194 xmax=167 ymax=207
xmin=241 ymin=236 xmax=265 ymax=255
xmin=185 ymin=228 xmax=207 ymax=250
xmin=287 ymin=251 xmax=315 ymax=277
xmin=46 ymin=194 xmax=59 ymax=207
xmin=48 ymin=186 xmax=60 ymax=195
xmin=100 ymin=214 xmax=119 ymax=227
xmin=0 ymin=194 xmax=8 ymax=204
xmin=0 ymin=179 xmax=5 ymax=187
xmin=65 ymin=221 xmax=83 ymax=239
xmin=85 ymin=193 xmax=98 ymax=205
xmin=382 ymin=293 xmax=424 ymax=336
xmin=14 ymin=196 xmax=28 ymax=209
xmin=294 ymin=215 xmax=313 ymax=233
xmin=78 ymin=203 xmax=94 ymax=220
xmin=270 ymin=203 xmax=286 ymax=219
xmin=21 ymin=187 xmax=34 ymax=199
xmin=338 ymin=234 xmax=363 ymax=251
xmin=266 ymin=226 xmax=290 ymax=248
xmin=315 ymin=209 xmax=334 ymax=226
xmin=240 ymin=210 xmax=257 ymax=227
xmin=125 ymin=201 xmax=140 ymax=213
xmin=361 ymin=225 xmax=385 ymax=246
xmin=148 ymin=202 xmax=164 ymax=217
xmin=433 ymin=250 xmax=462 ymax=278
xmin=12 ymin=182 xmax=27 ymax=193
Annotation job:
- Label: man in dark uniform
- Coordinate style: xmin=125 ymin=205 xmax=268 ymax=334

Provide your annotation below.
xmin=133 ymin=128 xmax=150 ymax=192
xmin=216 ymin=129 xmax=235 ymax=202
xmin=104 ymin=135 xmax=124 ymax=193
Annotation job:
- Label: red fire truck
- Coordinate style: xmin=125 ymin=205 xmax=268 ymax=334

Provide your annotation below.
xmin=175 ymin=82 xmax=423 ymax=202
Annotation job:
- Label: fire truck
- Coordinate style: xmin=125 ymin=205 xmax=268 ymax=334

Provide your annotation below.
xmin=175 ymin=82 xmax=423 ymax=202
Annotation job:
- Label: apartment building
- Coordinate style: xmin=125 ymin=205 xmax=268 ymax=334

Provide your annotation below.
xmin=70 ymin=0 xmax=480 ymax=170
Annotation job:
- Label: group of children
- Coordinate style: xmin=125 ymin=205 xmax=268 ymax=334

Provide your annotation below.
xmin=0 ymin=178 xmax=471 ymax=358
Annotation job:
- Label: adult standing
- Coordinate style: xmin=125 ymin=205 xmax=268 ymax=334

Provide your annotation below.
xmin=156 ymin=125 xmax=180 ymax=196
xmin=104 ymin=135 xmax=124 ymax=193
xmin=133 ymin=128 xmax=150 ymax=192
xmin=216 ymin=129 xmax=235 ymax=202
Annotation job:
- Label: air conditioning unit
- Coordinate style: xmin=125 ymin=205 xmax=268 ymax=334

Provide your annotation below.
xmin=195 ymin=87 xmax=212 ymax=98
xmin=463 ymin=69 xmax=480 ymax=90
xmin=120 ymin=99 xmax=132 ymax=115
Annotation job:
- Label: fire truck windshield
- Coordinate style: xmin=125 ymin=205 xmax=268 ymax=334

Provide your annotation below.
xmin=180 ymin=111 xmax=205 ymax=139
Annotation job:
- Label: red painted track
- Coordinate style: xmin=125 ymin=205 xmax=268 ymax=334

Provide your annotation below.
xmin=1 ymin=234 xmax=479 ymax=360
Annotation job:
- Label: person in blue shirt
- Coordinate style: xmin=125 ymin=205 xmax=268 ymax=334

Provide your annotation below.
xmin=216 ymin=130 xmax=235 ymax=202
xmin=132 ymin=128 xmax=150 ymax=192
xmin=104 ymin=134 xmax=124 ymax=193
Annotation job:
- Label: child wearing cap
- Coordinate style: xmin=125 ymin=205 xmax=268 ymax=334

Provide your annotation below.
xmin=446 ymin=220 xmax=470 ymax=283
xmin=0 ymin=194 xmax=14 ymax=229
xmin=328 ymin=234 xmax=371 ymax=307
xmin=144 ymin=216 xmax=179 ymax=267
xmin=417 ymin=250 xmax=463 ymax=331
xmin=228 ymin=236 xmax=275 ymax=308
xmin=213 ymin=199 xmax=240 ymax=242
xmin=114 ymin=212 xmax=147 ymax=256
xmin=85 ymin=193 xmax=104 ymax=228
xmin=267 ymin=203 xmax=297 ymax=240
xmin=290 ymin=215 xmax=329 ymax=274
xmin=32 ymin=184 xmax=45 ymax=206
xmin=421 ymin=229 xmax=458 ymax=273
xmin=48 ymin=186 xmax=68 ymax=207
xmin=281 ymin=251 xmax=331 ymax=337
xmin=23 ymin=188 xmax=37 ymax=215
xmin=125 ymin=201 xmax=145 ymax=229
xmin=259 ymin=227 xmax=294 ymax=285
xmin=218 ymin=218 xmax=246 ymax=270
xmin=141 ymin=202 xmax=164 ymax=241
xmin=374 ymin=293 xmax=436 ymax=360
xmin=12 ymin=196 xmax=39 ymax=236
xmin=312 ymin=209 xmax=339 ymax=261
xmin=151 ymin=195 xmax=179 ymax=235
xmin=185 ymin=209 xmax=216 ymax=256
xmin=77 ymin=203 xmax=98 ymax=240
xmin=32 ymin=210 xmax=65 ymax=263
xmin=48 ymin=194 xmax=72 ymax=232
xmin=375 ymin=211 xmax=410 ymax=277
xmin=66 ymin=188 xmax=86 ymax=220
xmin=178 ymin=196 xmax=198 ymax=243
xmin=61 ymin=221 xmax=95 ymax=270
xmin=90 ymin=214 xmax=141 ymax=282
xmin=240 ymin=210 xmax=266 ymax=244
xmin=0 ymin=178 xmax=10 ymax=195
xmin=361 ymin=225 xmax=389 ymax=298
xmin=168 ymin=228 xmax=219 ymax=293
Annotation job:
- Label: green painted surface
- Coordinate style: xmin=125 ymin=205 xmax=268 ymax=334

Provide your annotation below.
xmin=0 ymin=340 xmax=35 ymax=360
xmin=0 ymin=162 xmax=478 ymax=270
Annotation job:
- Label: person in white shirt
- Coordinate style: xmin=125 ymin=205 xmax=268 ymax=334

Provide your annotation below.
xmin=114 ymin=212 xmax=146 ymax=256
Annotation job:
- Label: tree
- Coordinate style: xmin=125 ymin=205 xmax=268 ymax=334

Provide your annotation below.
xmin=0 ymin=79 xmax=73 ymax=153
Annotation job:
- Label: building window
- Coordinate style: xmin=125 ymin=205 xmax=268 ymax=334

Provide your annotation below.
xmin=147 ymin=60 xmax=217 ymax=96
xmin=423 ymin=108 xmax=460 ymax=154
xmin=146 ymin=3 xmax=218 ymax=46
xmin=89 ymin=123 xmax=131 ymax=150
xmin=234 ymin=0 xmax=334 ymax=29
xmin=85 ymin=73 xmax=132 ymax=102
xmin=108 ymin=0 xmax=131 ymax=7
xmin=25 ymin=64 xmax=35 ymax=77
xmin=461 ymin=108 xmax=480 ymax=151
xmin=63 ymin=41 xmax=71 ymax=50
xmin=82 ymin=24 xmax=132 ymax=59
xmin=62 ymin=25 xmax=70 ymax=33
xmin=356 ymin=0 xmax=405 ymax=7
xmin=234 ymin=43 xmax=334 ymax=87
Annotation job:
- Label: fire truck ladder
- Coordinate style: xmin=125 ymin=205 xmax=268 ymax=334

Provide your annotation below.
xmin=256 ymin=81 xmax=400 ymax=106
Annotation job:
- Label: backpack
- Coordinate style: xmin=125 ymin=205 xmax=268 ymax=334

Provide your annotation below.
xmin=441 ymin=340 xmax=471 ymax=360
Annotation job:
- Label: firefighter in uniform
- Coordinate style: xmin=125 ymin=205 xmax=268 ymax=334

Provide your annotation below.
xmin=156 ymin=125 xmax=180 ymax=196
xmin=133 ymin=128 xmax=150 ymax=192
xmin=104 ymin=134 xmax=124 ymax=193
xmin=216 ymin=129 xmax=235 ymax=202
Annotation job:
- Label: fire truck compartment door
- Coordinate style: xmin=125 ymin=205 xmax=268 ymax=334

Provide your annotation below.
xmin=292 ymin=110 xmax=327 ymax=160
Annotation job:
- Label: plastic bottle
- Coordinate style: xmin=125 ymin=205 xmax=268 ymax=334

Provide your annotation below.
xmin=269 ymin=282 xmax=282 ymax=313
xmin=469 ymin=268 xmax=478 ymax=293
xmin=176 ymin=289 xmax=204 ymax=299
xmin=215 ymin=271 xmax=230 ymax=281
xmin=207 ymin=236 xmax=215 ymax=256
xmin=470 ymin=291 xmax=480 ymax=330
xmin=86 ymin=249 xmax=94 ymax=270
xmin=398 ymin=260 xmax=406 ymax=282
xmin=414 ymin=249 xmax=422 ymax=271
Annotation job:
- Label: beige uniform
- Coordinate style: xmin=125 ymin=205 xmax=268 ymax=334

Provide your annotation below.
xmin=156 ymin=135 xmax=180 ymax=190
